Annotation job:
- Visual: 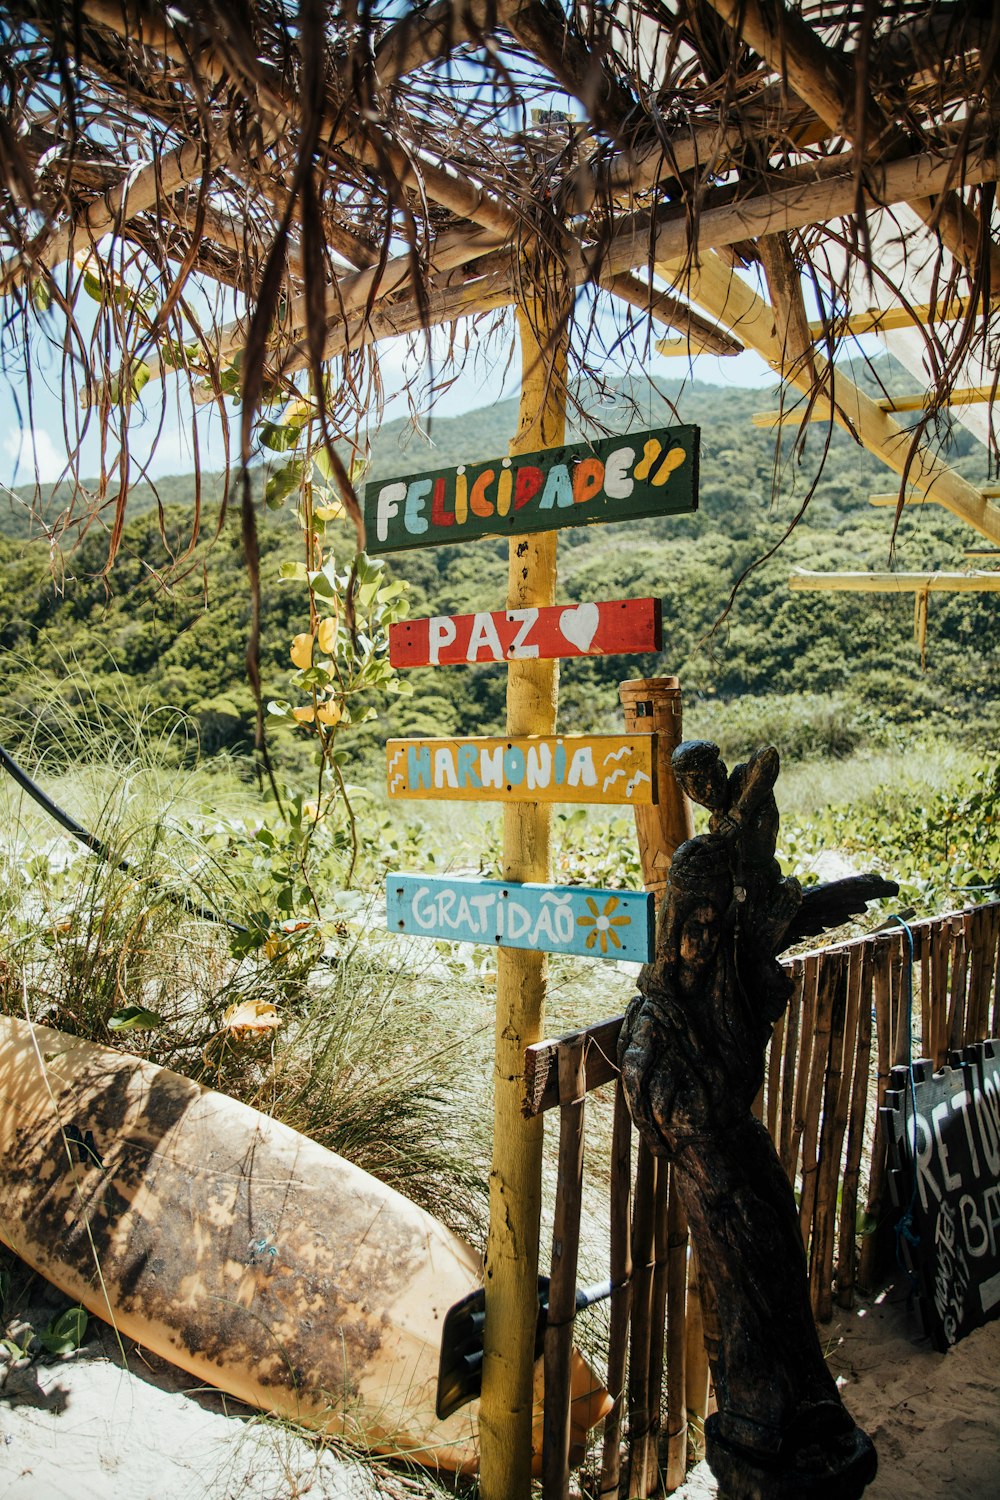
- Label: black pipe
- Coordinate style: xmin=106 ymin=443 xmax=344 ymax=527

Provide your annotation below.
xmin=0 ymin=741 xmax=247 ymax=934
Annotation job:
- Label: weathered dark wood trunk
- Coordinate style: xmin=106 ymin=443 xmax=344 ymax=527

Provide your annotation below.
xmin=619 ymin=741 xmax=890 ymax=1499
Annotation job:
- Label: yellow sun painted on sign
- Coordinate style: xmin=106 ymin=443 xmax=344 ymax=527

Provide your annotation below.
xmin=576 ymin=895 xmax=633 ymax=954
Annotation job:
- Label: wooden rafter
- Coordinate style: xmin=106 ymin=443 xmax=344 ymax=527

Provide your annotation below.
xmin=789 ymin=570 xmax=1000 ymax=593
xmin=754 ymin=385 xmax=999 ymax=427
xmin=0 ymin=136 xmax=207 ymax=293
xmin=659 ymin=250 xmax=1000 ymax=546
xmin=702 ymin=0 xmax=1000 ymax=284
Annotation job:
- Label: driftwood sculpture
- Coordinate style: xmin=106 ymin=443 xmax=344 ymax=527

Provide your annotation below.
xmin=619 ymin=740 xmax=897 ymax=1500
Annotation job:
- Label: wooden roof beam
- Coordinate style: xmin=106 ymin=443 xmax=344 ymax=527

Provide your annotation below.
xmin=0 ymin=135 xmax=207 ymax=294
xmin=497 ymin=0 xmax=638 ymax=136
xmin=602 ymin=272 xmax=743 ymax=356
xmin=373 ymin=1 xmax=497 ymax=86
xmin=789 ymin=570 xmax=1000 ymax=594
xmin=138 ymin=133 xmax=1000 ymax=394
xmin=869 ymin=485 xmax=1000 ymax=507
xmin=83 ymin=0 xmax=518 ymax=240
xmin=754 ymin=385 xmax=998 ymax=426
xmin=657 ymin=250 xmax=1000 ymax=546
xmin=615 ymin=138 xmax=1000 ymax=284
xmin=700 ymin=0 xmax=1000 ymax=284
xmin=806 ymin=299 xmax=987 ymax=336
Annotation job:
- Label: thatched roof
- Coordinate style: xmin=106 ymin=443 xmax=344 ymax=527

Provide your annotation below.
xmin=1 ymin=1 xmax=998 ymax=550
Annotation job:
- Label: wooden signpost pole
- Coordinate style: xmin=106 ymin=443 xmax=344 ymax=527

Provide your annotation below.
xmin=478 ymin=302 xmax=566 ymax=1500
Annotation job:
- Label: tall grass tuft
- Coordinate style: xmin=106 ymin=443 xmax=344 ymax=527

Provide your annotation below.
xmin=0 ymin=680 xmax=491 ymax=1243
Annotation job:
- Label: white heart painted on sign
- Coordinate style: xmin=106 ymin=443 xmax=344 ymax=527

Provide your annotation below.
xmin=559 ymin=603 xmax=600 ymax=653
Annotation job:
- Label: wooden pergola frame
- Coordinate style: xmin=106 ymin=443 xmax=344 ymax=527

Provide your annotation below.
xmin=2 ymin=5 xmax=998 ymax=1498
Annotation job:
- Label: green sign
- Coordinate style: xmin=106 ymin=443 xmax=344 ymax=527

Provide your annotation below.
xmin=364 ymin=425 xmax=699 ymax=554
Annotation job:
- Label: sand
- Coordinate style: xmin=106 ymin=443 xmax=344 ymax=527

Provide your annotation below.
xmin=673 ymin=1277 xmax=1000 ymax=1500
xmin=2 ymin=1255 xmax=997 ymax=1499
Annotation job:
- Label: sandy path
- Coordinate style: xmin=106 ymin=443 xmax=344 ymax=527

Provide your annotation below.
xmin=2 ymin=1258 xmax=996 ymax=1499
xmin=673 ymin=1277 xmax=1000 ymax=1500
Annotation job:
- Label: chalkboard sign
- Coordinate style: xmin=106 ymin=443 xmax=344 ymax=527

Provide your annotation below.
xmin=364 ymin=425 xmax=699 ymax=554
xmin=883 ymin=1039 xmax=1000 ymax=1351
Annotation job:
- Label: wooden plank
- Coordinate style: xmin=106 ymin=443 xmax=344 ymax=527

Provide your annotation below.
xmin=766 ymin=1009 xmax=785 ymax=1147
xmin=627 ymin=1144 xmax=658 ymax=1499
xmin=386 ymin=876 xmax=655 ymax=964
xmin=858 ymin=938 xmax=894 ymax=1291
xmin=798 ymin=954 xmax=837 ymax=1255
xmin=660 ymin=250 xmax=1000 ymax=546
xmin=931 ymin=916 xmax=952 ymax=1068
xmin=543 ymin=1039 xmax=587 ymax=1500
xmin=754 ymin=384 xmax=998 ymax=426
xmin=789 ymin=569 xmax=1000 ymax=593
xmin=778 ymin=960 xmax=803 ymax=1178
xmin=684 ymin=1246 xmax=711 ymax=1428
xmin=645 ymin=1162 xmax=671 ymax=1492
xmin=600 ymin=1080 xmax=633 ymax=1500
xmin=835 ymin=945 xmax=874 ymax=1309
xmin=364 ymin=425 xmax=699 ymax=554
xmin=919 ymin=925 xmax=932 ymax=1059
xmin=947 ymin=915 xmax=969 ymax=1053
xmin=523 ymin=1017 xmax=624 ymax=1117
xmin=389 ymin=596 xmax=662 ymax=669
xmin=664 ymin=1175 xmax=689 ymax=1491
xmin=810 ymin=952 xmax=850 ymax=1321
xmin=787 ymin=956 xmax=819 ymax=1187
xmin=386 ymin=734 xmax=658 ymax=805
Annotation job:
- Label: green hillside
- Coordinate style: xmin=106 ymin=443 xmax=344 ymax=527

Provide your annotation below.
xmin=1 ymin=368 xmax=997 ymax=775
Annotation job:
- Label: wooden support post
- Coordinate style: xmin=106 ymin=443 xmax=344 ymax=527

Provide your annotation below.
xmin=619 ymin=675 xmax=695 ymax=1497
xmin=480 ymin=302 xmax=565 ymax=1500
xmin=618 ymin=677 xmax=694 ymax=904
xmin=543 ymin=1038 xmax=587 ymax=1500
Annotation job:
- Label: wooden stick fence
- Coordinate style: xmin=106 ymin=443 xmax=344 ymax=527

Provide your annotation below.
xmin=523 ymin=899 xmax=1000 ymax=1497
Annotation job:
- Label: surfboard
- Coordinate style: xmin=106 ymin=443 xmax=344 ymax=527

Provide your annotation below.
xmin=0 ymin=1016 xmax=608 ymax=1472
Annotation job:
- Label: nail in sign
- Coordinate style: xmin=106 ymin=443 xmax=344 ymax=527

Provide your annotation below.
xmin=389 ymin=596 xmax=661 ymax=668
xmin=387 ymin=874 xmax=655 ymax=964
xmin=386 ymin=734 xmax=657 ymax=805
xmin=364 ymin=425 xmax=698 ymax=554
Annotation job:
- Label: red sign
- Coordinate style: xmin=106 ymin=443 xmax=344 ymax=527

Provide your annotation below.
xmin=389 ymin=597 xmax=661 ymax=669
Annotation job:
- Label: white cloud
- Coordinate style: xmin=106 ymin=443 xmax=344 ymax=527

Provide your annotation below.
xmin=3 ymin=425 xmax=68 ymax=486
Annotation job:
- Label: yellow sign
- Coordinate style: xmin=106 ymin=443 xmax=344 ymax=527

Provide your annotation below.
xmin=386 ymin=734 xmax=657 ymax=805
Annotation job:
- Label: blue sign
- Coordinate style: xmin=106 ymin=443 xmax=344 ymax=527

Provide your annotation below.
xmin=386 ymin=874 xmax=655 ymax=963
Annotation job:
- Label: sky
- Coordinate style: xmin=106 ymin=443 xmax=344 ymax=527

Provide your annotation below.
xmin=0 ymin=288 xmax=780 ymax=493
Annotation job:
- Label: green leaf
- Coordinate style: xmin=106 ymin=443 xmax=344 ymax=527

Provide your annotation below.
xmin=38 ymin=1306 xmax=88 ymax=1355
xmin=130 ymin=361 xmax=151 ymax=400
xmin=259 ymin=419 xmax=304 ymax=453
xmin=31 ymin=278 xmax=51 ymax=313
xmin=265 ymin=459 xmax=305 ymax=510
xmin=108 ymin=1005 xmax=163 ymax=1032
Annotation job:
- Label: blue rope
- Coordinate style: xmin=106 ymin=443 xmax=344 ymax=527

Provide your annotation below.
xmin=887 ymin=915 xmax=922 ymax=1294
